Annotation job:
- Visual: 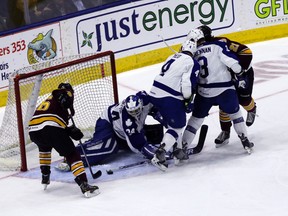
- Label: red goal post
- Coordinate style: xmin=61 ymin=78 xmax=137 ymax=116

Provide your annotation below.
xmin=0 ymin=51 xmax=118 ymax=171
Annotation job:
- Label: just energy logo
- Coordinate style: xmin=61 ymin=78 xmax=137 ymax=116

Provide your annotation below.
xmin=77 ymin=0 xmax=234 ymax=53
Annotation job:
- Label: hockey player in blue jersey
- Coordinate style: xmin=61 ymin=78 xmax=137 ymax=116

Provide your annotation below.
xmin=149 ymin=40 xmax=200 ymax=171
xmin=182 ymin=29 xmax=254 ymax=158
xmin=60 ymin=90 xmax=165 ymax=168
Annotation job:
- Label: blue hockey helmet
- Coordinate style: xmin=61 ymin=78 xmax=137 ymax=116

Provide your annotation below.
xmin=125 ymin=95 xmax=143 ymax=117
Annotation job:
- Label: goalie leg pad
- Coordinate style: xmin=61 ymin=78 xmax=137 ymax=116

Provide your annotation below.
xmin=76 ymin=133 xmax=119 ymax=167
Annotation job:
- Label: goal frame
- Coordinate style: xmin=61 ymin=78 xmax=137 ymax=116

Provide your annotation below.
xmin=13 ymin=51 xmax=118 ymax=171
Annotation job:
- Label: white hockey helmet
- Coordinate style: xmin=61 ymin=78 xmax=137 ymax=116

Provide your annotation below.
xmin=125 ymin=95 xmax=143 ymax=117
xmin=181 ymin=40 xmax=197 ymax=56
xmin=186 ymin=28 xmax=205 ymax=43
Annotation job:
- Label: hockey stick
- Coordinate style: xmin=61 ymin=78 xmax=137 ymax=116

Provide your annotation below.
xmin=106 ymin=124 xmax=208 ymax=174
xmin=157 ymin=35 xmax=177 ymax=54
xmin=106 ymin=161 xmax=149 ymax=175
xmin=69 ymin=114 xmax=102 ymax=179
xmin=186 ymin=124 xmax=208 ymax=154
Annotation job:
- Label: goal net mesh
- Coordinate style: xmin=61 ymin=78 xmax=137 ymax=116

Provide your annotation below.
xmin=0 ymin=51 xmax=118 ymax=171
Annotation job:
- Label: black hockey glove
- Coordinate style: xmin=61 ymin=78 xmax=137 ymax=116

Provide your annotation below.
xmin=232 ymin=73 xmax=248 ymax=89
xmin=66 ymin=125 xmax=84 ymax=141
xmin=58 ymin=92 xmax=73 ymax=109
xmin=184 ymin=96 xmax=194 ymax=113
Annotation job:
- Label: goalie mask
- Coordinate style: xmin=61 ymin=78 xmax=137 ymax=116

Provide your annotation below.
xmin=125 ymin=95 xmax=143 ymax=117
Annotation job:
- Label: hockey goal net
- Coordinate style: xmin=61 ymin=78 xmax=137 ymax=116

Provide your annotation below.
xmin=0 ymin=51 xmax=118 ymax=171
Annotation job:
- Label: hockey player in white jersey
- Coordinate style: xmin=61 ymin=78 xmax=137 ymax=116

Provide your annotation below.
xmin=182 ymin=29 xmax=254 ymax=157
xmin=72 ymin=90 xmax=165 ymax=166
xmin=149 ymin=40 xmax=200 ymax=171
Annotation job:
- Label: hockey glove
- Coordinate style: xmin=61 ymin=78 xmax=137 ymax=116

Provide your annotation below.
xmin=57 ymin=91 xmax=74 ymax=110
xmin=66 ymin=126 xmax=84 ymax=141
xmin=238 ymin=79 xmax=246 ymax=89
xmin=233 ymin=73 xmax=248 ymax=89
xmin=184 ymin=96 xmax=194 ymax=113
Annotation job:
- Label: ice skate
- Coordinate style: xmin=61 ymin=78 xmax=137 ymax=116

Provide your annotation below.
xmin=41 ymin=174 xmax=50 ymax=190
xmin=80 ymin=182 xmax=100 ymax=198
xmin=246 ymin=107 xmax=257 ymax=126
xmin=238 ymin=134 xmax=254 ymax=154
xmin=173 ymin=143 xmax=189 ymax=166
xmin=214 ymin=131 xmax=230 ymax=148
xmin=151 ymin=146 xmax=168 ymax=171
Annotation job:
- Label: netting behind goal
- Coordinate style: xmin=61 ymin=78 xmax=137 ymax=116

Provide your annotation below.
xmin=0 ymin=51 xmax=118 ymax=171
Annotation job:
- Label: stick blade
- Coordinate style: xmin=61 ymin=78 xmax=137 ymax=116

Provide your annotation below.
xmin=92 ymin=170 xmax=102 ymax=179
xmin=193 ymin=124 xmax=208 ymax=154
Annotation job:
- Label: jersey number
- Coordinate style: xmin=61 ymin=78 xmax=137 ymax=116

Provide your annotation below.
xmin=160 ymin=59 xmax=175 ymax=76
xmin=36 ymin=101 xmax=50 ymax=111
xmin=198 ymin=56 xmax=209 ymax=78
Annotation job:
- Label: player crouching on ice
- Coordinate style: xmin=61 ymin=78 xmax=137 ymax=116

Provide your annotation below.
xmin=57 ymin=90 xmax=166 ymax=171
xmin=28 ymin=83 xmax=99 ymax=198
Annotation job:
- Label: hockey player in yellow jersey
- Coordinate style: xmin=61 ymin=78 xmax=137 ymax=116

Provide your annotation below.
xmin=28 ymin=83 xmax=99 ymax=198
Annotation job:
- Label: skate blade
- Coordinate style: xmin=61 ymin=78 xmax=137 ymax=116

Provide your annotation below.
xmin=244 ymin=146 xmax=253 ymax=154
xmin=84 ymin=189 xmax=100 ymax=198
xmin=174 ymin=157 xmax=189 ymax=166
xmin=151 ymin=159 xmax=168 ymax=172
xmin=215 ymin=140 xmax=229 ymax=148
xmin=43 ymin=184 xmax=49 ymax=190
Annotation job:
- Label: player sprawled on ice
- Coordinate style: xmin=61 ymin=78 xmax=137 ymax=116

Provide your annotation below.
xmin=149 ymin=40 xmax=200 ymax=171
xmin=57 ymin=90 xmax=166 ymax=170
xmin=181 ymin=28 xmax=254 ymax=160
xmin=28 ymin=83 xmax=99 ymax=198
xmin=195 ymin=25 xmax=257 ymax=147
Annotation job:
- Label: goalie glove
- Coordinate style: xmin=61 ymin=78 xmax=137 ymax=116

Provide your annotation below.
xmin=66 ymin=125 xmax=84 ymax=141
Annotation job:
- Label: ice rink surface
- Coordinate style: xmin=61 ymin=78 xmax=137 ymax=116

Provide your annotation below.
xmin=1 ymin=37 xmax=288 ymax=216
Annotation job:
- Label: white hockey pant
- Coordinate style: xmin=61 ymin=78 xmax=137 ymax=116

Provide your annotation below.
xmin=228 ymin=110 xmax=247 ymax=137
xmin=162 ymin=127 xmax=184 ymax=152
xmin=182 ymin=116 xmax=204 ymax=149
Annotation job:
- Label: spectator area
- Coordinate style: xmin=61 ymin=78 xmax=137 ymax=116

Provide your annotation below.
xmin=0 ymin=0 xmax=138 ymax=35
